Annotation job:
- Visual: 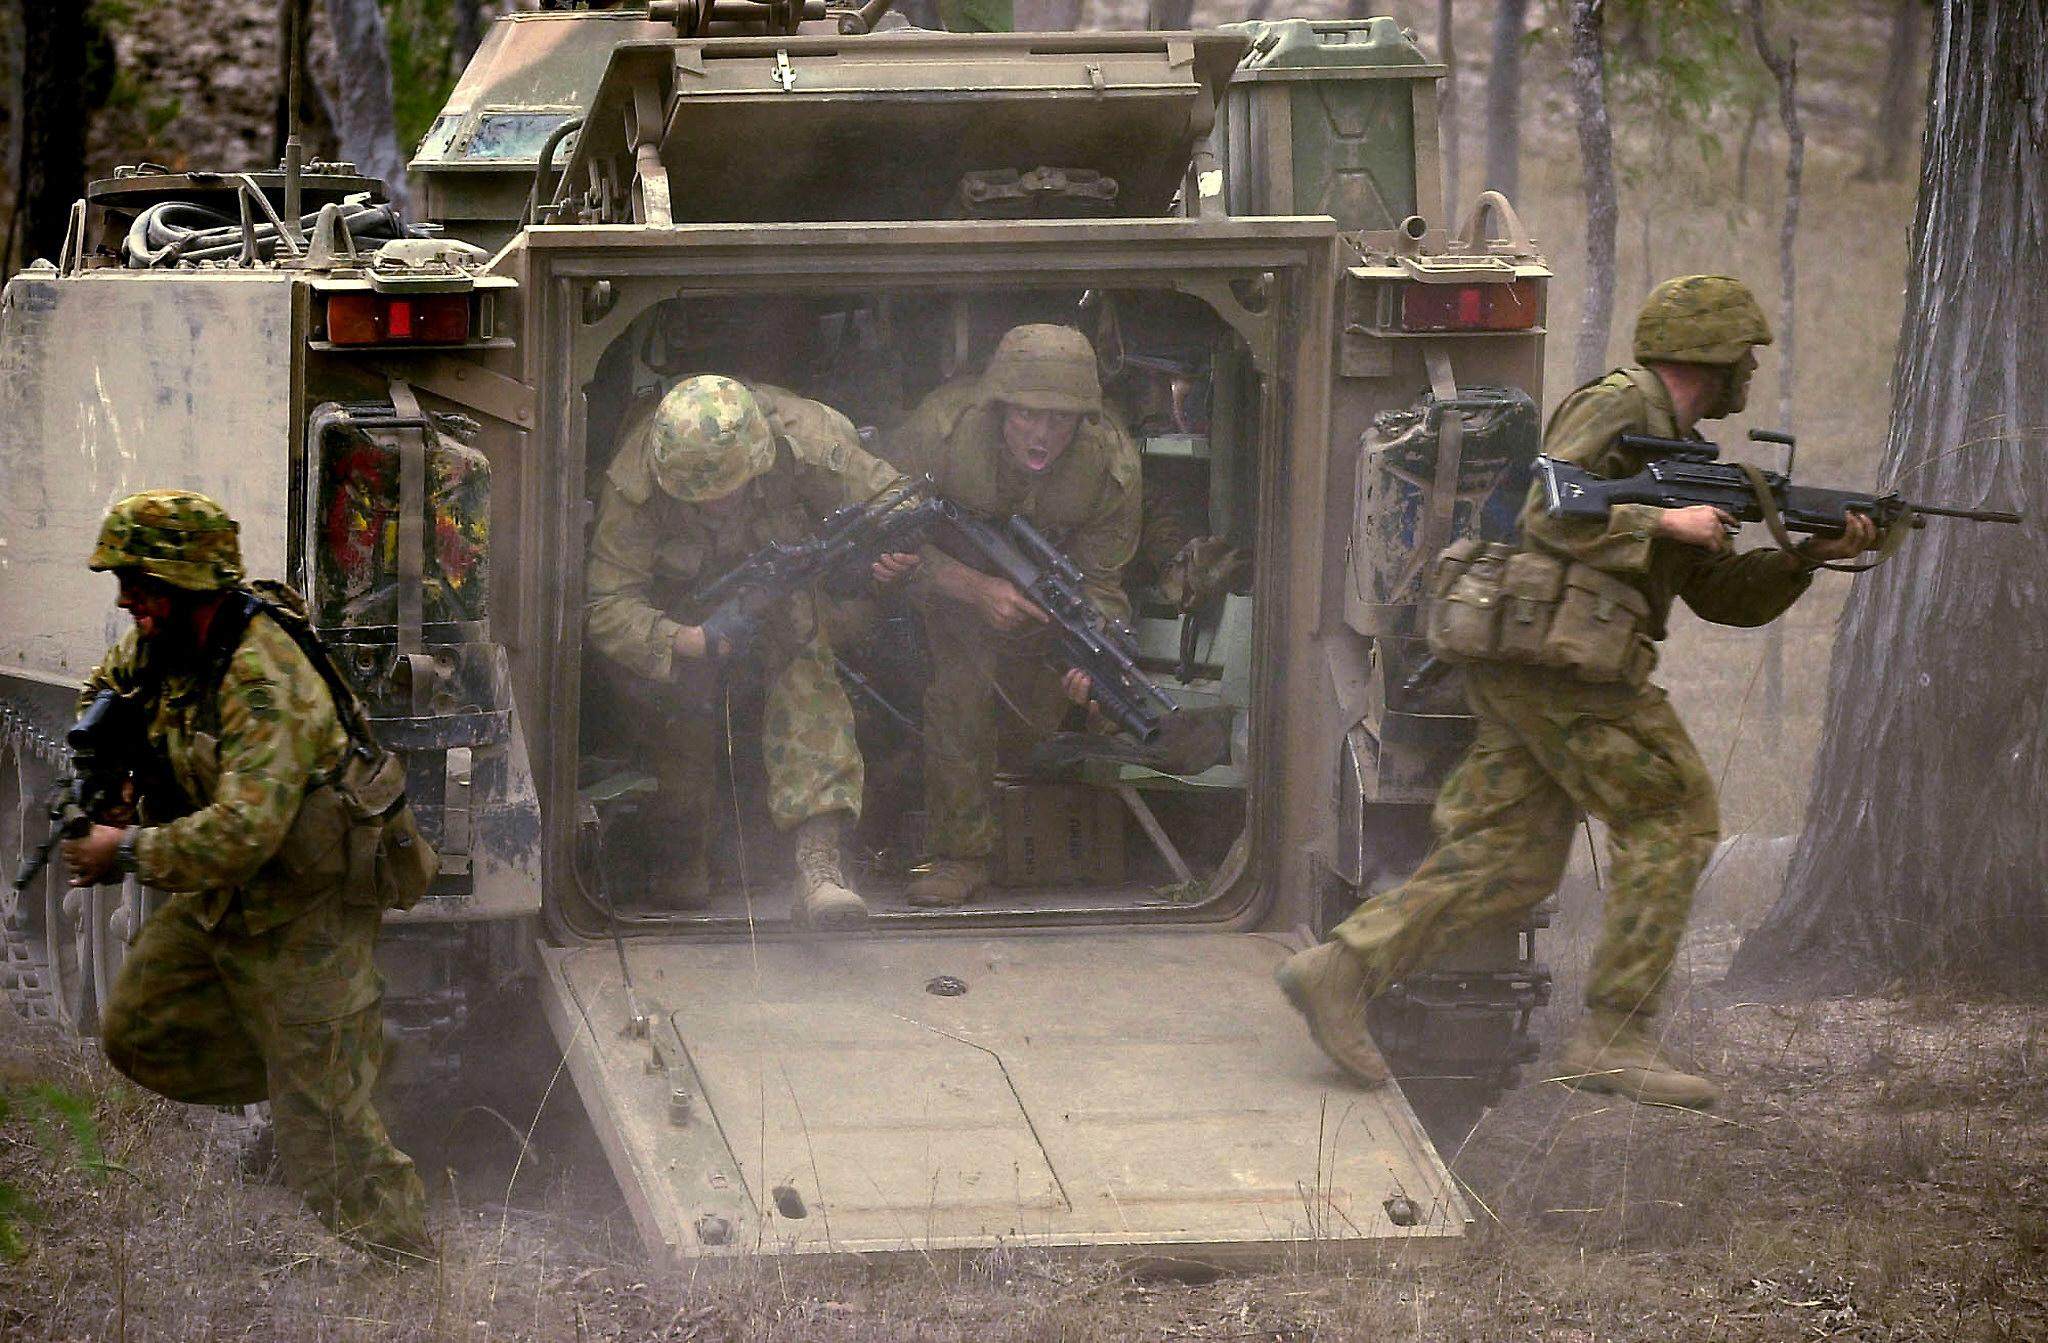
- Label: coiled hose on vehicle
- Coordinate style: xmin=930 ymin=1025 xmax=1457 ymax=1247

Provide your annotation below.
xmin=122 ymin=196 xmax=418 ymax=268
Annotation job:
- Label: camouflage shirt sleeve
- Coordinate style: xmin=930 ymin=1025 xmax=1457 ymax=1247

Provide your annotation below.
xmin=133 ymin=622 xmax=340 ymax=893
xmin=1519 ymin=378 xmax=1668 ymax=575
xmin=1673 ymin=546 xmax=1813 ymax=627
xmin=80 ymin=628 xmax=145 ymax=709
xmin=771 ymin=393 xmax=907 ymax=513
xmin=585 ymin=478 xmax=683 ymax=682
xmin=1069 ymin=422 xmax=1142 ymax=624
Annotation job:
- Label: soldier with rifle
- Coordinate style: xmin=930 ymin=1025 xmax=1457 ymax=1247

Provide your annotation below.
xmin=884 ymin=324 xmax=1143 ymax=908
xmin=585 ymin=374 xmax=919 ymax=926
xmin=1277 ymin=276 xmax=1887 ymax=1110
xmin=57 ymin=491 xmax=435 ymax=1263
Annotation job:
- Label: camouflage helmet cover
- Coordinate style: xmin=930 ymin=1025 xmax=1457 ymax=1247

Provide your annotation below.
xmin=1633 ymin=275 xmax=1774 ymax=366
xmin=981 ymin=324 xmax=1103 ymax=417
xmin=89 ymin=489 xmax=245 ymax=591
xmin=648 ymin=374 xmax=775 ymax=502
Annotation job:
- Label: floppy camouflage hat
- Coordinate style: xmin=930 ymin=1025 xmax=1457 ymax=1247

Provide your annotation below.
xmin=981 ymin=324 xmax=1102 ymax=416
xmin=648 ymin=374 xmax=775 ymax=502
xmin=88 ymin=489 xmax=244 ymax=591
xmin=1633 ymin=275 xmax=1774 ymax=366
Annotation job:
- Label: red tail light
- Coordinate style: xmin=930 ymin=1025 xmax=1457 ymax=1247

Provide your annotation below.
xmin=325 ymin=292 xmax=472 ymax=346
xmin=1400 ymin=278 xmax=1540 ymax=333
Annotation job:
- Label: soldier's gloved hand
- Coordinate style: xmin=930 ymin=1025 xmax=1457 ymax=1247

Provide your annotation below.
xmin=699 ymin=596 xmax=765 ymax=663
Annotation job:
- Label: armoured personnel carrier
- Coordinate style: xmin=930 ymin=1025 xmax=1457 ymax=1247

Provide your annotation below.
xmin=1 ymin=3 xmax=1552 ymax=1266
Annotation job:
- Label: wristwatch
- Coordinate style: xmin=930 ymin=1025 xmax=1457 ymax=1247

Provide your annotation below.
xmin=114 ymin=826 xmax=142 ymax=877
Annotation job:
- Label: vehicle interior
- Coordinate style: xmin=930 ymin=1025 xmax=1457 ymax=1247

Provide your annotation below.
xmin=573 ymin=286 xmax=1268 ymax=928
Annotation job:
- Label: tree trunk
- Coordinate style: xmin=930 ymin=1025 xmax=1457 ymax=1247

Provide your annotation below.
xmin=17 ymin=1 xmax=109 ymax=270
xmin=453 ymin=0 xmax=488 ymax=69
xmin=1857 ymin=0 xmax=1926 ymax=182
xmin=322 ymin=0 xmax=410 ymax=214
xmin=1015 ymin=0 xmax=1085 ymax=28
xmin=1566 ymin=0 xmax=1617 ymax=385
xmin=1483 ymin=0 xmax=1528 ymax=200
xmin=1730 ymin=1 xmax=2048 ymax=995
xmin=1750 ymin=0 xmax=1803 ymax=731
xmin=1145 ymin=1 xmax=1195 ymax=29
xmin=1437 ymin=0 xmax=1459 ymax=222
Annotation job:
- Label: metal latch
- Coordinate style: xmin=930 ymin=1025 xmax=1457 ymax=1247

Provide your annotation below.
xmin=772 ymin=50 xmax=797 ymax=92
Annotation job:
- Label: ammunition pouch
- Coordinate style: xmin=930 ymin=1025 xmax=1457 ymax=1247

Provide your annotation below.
xmin=331 ymin=751 xmax=437 ymax=912
xmin=1424 ymin=538 xmax=1655 ymax=686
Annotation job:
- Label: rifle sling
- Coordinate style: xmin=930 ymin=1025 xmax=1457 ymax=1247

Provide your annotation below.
xmin=1733 ymin=461 xmax=1905 ymax=574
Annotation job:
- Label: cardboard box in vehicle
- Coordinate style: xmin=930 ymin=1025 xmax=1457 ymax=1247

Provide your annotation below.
xmin=996 ymin=781 xmax=1125 ymax=887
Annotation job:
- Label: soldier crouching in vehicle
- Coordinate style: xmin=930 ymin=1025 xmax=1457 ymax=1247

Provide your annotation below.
xmin=584 ymin=374 xmax=919 ymax=927
xmin=1277 ymin=276 xmax=1881 ymax=1109
xmin=61 ymin=490 xmax=434 ymax=1264
xmin=884 ymin=324 xmax=1139 ymax=907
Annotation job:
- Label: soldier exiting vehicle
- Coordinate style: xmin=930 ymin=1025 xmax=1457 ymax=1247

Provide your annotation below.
xmin=62 ymin=491 xmax=434 ymax=1264
xmin=885 ymin=324 xmax=1141 ymax=907
xmin=584 ymin=374 xmax=919 ymax=927
xmin=1277 ymin=276 xmax=1881 ymax=1109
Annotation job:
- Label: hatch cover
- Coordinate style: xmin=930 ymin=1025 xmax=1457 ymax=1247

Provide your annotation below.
xmin=541 ymin=930 xmax=1466 ymax=1265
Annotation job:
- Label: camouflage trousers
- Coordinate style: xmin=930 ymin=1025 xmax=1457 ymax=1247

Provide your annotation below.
xmin=100 ymin=888 xmax=431 ymax=1261
xmin=920 ymin=602 xmax=1073 ymax=860
xmin=646 ymin=629 xmax=864 ymax=833
xmin=1333 ymin=662 xmax=1720 ymax=1019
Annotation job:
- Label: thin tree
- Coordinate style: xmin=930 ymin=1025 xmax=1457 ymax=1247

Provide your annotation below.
xmin=322 ymin=0 xmax=411 ymax=213
xmin=1749 ymin=0 xmax=1802 ymax=730
xmin=1483 ymin=0 xmax=1529 ymax=201
xmin=1855 ymin=0 xmax=1926 ymax=183
xmin=1437 ymin=0 xmax=1459 ymax=221
xmin=1566 ymin=0 xmax=1617 ymax=384
xmin=1730 ymin=1 xmax=2048 ymax=994
xmin=1145 ymin=1 xmax=1195 ymax=28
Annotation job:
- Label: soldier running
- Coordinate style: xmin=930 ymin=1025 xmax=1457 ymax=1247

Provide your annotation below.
xmin=885 ymin=324 xmax=1141 ymax=907
xmin=584 ymin=374 xmax=918 ymax=927
xmin=63 ymin=490 xmax=434 ymax=1264
xmin=1276 ymin=277 xmax=1880 ymax=1109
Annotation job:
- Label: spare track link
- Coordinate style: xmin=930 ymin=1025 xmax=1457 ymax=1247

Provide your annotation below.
xmin=2 ymin=696 xmax=63 ymax=1023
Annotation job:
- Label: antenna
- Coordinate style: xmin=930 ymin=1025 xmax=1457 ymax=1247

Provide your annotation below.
xmin=282 ymin=0 xmax=306 ymax=249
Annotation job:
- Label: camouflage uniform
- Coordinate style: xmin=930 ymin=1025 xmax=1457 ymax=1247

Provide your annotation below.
xmin=1287 ymin=278 xmax=1818 ymax=1105
xmin=585 ymin=377 xmax=903 ymax=833
xmin=886 ymin=326 xmax=1142 ymax=864
xmin=87 ymin=491 xmax=431 ymax=1261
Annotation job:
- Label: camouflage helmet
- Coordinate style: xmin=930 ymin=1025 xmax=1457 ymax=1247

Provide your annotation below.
xmin=981 ymin=324 xmax=1102 ymax=417
xmin=1633 ymin=275 xmax=1774 ymax=365
xmin=88 ymin=489 xmax=244 ymax=592
xmin=648 ymin=374 xmax=775 ymax=502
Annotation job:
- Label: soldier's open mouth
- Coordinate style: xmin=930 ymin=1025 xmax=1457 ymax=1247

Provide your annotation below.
xmin=1023 ymin=446 xmax=1054 ymax=471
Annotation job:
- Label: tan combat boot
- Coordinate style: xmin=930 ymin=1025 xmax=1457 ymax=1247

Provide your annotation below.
xmin=1273 ymin=941 xmax=1393 ymax=1089
xmin=1556 ymin=1011 xmax=1720 ymax=1109
xmin=906 ymin=857 xmax=988 ymax=909
xmin=791 ymin=814 xmax=869 ymax=930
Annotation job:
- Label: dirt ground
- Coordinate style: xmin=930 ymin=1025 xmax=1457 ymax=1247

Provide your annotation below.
xmin=6 ymin=874 xmax=2046 ymax=1342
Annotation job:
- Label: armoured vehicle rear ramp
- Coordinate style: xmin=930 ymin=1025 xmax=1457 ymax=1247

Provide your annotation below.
xmin=543 ymin=930 xmax=1465 ymax=1266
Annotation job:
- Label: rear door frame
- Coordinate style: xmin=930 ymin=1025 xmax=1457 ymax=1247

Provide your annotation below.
xmin=506 ymin=219 xmax=1342 ymax=943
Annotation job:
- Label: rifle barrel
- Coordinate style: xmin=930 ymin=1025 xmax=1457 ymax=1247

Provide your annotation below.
xmin=1905 ymin=502 xmax=2023 ymax=524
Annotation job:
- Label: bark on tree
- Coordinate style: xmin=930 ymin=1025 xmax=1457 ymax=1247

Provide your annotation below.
xmin=1749 ymin=0 xmax=1803 ymax=730
xmin=453 ymin=0 xmax=489 ymax=69
xmin=1437 ymin=0 xmax=1459 ymax=221
xmin=1856 ymin=0 xmax=1926 ymax=182
xmin=322 ymin=0 xmax=411 ymax=214
xmin=1483 ymin=0 xmax=1528 ymax=200
xmin=16 ymin=1 xmax=110 ymax=270
xmin=1567 ymin=0 xmax=1617 ymax=385
xmin=1730 ymin=1 xmax=2048 ymax=995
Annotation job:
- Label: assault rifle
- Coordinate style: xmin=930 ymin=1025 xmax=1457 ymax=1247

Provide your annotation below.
xmin=688 ymin=479 xmax=946 ymax=660
xmin=1538 ymin=430 xmax=2022 ymax=543
xmin=13 ymin=690 xmax=141 ymax=893
xmin=937 ymin=503 xmax=1179 ymax=743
